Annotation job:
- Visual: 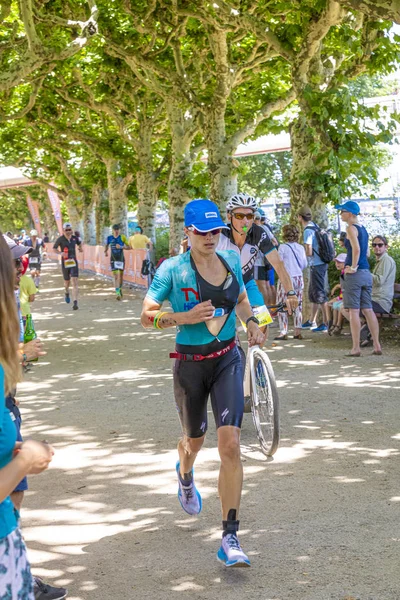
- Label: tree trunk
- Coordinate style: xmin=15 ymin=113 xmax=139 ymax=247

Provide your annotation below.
xmin=39 ymin=194 xmax=58 ymax=238
xmin=96 ymin=189 xmax=109 ymax=244
xmin=167 ymin=103 xmax=196 ymax=252
xmin=204 ymin=108 xmax=238 ymax=211
xmin=104 ymin=159 xmax=132 ymax=236
xmin=82 ymin=193 xmax=97 ymax=245
xmin=64 ymin=196 xmax=83 ymax=233
xmin=289 ymin=116 xmax=328 ymax=227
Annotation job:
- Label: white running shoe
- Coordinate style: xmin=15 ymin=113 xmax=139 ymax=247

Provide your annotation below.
xmin=217 ymin=533 xmax=251 ymax=567
xmin=176 ymin=461 xmax=202 ymax=515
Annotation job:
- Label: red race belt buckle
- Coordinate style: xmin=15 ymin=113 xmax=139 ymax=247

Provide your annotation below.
xmin=192 ymin=354 xmax=205 ymax=361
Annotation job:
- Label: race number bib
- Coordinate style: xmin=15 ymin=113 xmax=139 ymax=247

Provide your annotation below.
xmin=29 ymin=257 xmax=39 ymax=266
xmin=64 ymin=258 xmax=77 ymax=268
xmin=240 ymin=304 xmax=273 ymax=331
xmin=113 ymin=261 xmax=124 ymax=270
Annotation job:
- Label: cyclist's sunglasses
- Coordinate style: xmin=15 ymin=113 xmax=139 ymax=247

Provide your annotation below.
xmin=232 ymin=212 xmax=254 ymax=221
xmin=372 ymin=242 xmax=384 ymax=247
xmin=188 ymin=227 xmax=221 ymax=236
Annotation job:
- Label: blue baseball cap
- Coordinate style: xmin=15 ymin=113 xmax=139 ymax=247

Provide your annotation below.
xmin=335 ymin=201 xmax=360 ymax=215
xmin=184 ymin=199 xmax=229 ymax=232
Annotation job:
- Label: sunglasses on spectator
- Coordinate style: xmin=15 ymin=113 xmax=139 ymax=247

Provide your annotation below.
xmin=64 ymin=228 xmax=72 ymax=232
xmin=188 ymin=227 xmax=221 ymax=236
xmin=372 ymin=242 xmax=385 ymax=247
xmin=14 ymin=258 xmax=22 ymax=267
xmin=232 ymin=212 xmax=254 ymax=221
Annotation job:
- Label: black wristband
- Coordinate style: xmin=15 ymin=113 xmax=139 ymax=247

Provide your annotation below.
xmin=246 ymin=316 xmax=259 ymax=327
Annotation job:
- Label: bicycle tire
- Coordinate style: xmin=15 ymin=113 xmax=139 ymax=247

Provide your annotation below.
xmin=249 ymin=347 xmax=280 ymax=456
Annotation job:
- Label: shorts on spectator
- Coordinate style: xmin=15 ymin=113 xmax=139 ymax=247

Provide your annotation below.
xmin=332 ymin=300 xmax=343 ymax=311
xmin=254 ymin=266 xmax=269 ymax=281
xmin=342 ymin=269 xmax=372 ymax=310
xmin=371 ymin=300 xmax=389 ymax=314
xmin=309 ymin=264 xmax=328 ymax=304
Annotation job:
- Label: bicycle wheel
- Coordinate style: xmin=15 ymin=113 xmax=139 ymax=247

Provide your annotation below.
xmin=249 ymin=346 xmax=280 ymax=456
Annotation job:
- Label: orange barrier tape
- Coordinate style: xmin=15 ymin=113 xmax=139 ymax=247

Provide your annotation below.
xmin=45 ymin=245 xmax=149 ymax=288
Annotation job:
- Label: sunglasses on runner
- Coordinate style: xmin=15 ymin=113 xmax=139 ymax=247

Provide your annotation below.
xmin=188 ymin=227 xmax=221 ymax=236
xmin=232 ymin=212 xmax=254 ymax=221
xmin=372 ymin=243 xmax=384 ymax=247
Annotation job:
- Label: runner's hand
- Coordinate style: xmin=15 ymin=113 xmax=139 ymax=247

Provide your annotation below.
xmin=247 ymin=322 xmax=266 ymax=347
xmin=185 ymin=300 xmax=215 ymax=324
xmin=116 ymin=244 xmax=122 ymax=249
xmin=18 ymin=440 xmax=54 ymax=474
xmin=285 ymin=295 xmax=298 ymax=315
xmin=24 ymin=339 xmax=46 ymax=361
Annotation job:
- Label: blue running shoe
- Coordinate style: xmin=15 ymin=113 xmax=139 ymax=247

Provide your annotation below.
xmin=311 ymin=324 xmax=328 ymax=332
xmin=64 ymin=292 xmax=70 ymax=304
xmin=301 ymin=320 xmax=315 ymax=329
xmin=217 ymin=534 xmax=251 ymax=568
xmin=176 ymin=461 xmax=202 ymax=515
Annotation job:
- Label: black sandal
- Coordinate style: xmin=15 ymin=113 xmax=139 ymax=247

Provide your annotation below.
xmin=274 ymin=334 xmax=288 ymax=341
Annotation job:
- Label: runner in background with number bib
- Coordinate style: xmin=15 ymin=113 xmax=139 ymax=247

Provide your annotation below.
xmin=104 ymin=224 xmax=130 ymax=300
xmin=25 ymin=229 xmax=45 ymax=290
xmin=53 ymin=222 xmax=83 ymax=311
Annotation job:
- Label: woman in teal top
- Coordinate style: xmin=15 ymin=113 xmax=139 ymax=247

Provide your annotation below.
xmin=142 ymin=200 xmax=264 ymax=568
xmin=0 ymin=233 xmax=54 ymax=599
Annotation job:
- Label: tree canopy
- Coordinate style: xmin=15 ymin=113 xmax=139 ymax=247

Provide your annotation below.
xmin=0 ymin=0 xmax=399 ymax=245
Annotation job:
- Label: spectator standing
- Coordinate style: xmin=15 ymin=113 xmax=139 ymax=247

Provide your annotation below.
xmin=128 ymin=226 xmax=153 ymax=250
xmin=43 ymin=232 xmax=50 ymax=244
xmin=336 ymin=201 xmax=382 ymax=356
xmin=297 ymin=205 xmax=330 ymax=332
xmin=274 ymin=225 xmax=308 ymax=340
xmin=19 ymin=257 xmax=37 ymax=327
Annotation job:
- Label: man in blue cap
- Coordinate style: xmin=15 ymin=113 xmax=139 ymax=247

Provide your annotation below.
xmin=335 ymin=201 xmax=382 ymax=356
xmin=141 ymin=199 xmax=267 ymax=568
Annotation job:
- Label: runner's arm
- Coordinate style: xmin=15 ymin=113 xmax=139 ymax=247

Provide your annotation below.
xmin=104 ymin=243 xmax=109 ymax=256
xmin=141 ymin=297 xmax=215 ymax=328
xmin=235 ymin=291 xmax=265 ymax=347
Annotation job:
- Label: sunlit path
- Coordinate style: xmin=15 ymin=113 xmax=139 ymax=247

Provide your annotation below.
xmin=20 ymin=261 xmax=400 ymax=600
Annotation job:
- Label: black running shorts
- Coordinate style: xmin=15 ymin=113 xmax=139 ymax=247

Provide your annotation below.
xmin=173 ymin=345 xmax=244 ymax=439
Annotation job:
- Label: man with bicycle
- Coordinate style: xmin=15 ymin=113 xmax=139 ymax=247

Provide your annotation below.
xmin=217 ymin=193 xmax=299 ymax=316
xmin=141 ymin=199 xmax=265 ymax=568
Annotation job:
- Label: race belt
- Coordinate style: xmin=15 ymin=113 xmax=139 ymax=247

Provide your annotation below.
xmin=170 ymin=340 xmax=236 ymax=362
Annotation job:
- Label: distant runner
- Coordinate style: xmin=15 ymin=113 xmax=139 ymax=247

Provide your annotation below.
xmin=104 ymin=224 xmax=129 ymax=300
xmin=25 ymin=229 xmax=45 ymax=290
xmin=53 ymin=223 xmax=83 ymax=310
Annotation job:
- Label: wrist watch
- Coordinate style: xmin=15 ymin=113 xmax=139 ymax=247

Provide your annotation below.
xmin=246 ymin=316 xmax=259 ymax=327
xmin=287 ymin=290 xmax=297 ymax=297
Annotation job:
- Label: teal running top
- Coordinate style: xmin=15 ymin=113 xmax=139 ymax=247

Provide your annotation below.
xmin=146 ymin=250 xmax=245 ymax=346
xmin=0 ymin=366 xmax=18 ymax=540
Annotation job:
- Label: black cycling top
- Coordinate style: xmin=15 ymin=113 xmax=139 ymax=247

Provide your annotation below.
xmin=217 ymin=223 xmax=275 ymax=284
xmin=53 ymin=235 xmax=81 ymax=260
xmin=25 ymin=238 xmax=45 ymax=260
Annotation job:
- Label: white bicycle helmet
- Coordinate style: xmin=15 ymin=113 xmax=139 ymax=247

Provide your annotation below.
xmin=226 ymin=193 xmax=257 ymax=212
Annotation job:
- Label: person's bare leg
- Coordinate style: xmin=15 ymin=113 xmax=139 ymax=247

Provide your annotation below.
xmin=270 ymin=284 xmax=277 ymax=305
xmin=64 ymin=279 xmax=70 ymax=296
xmin=71 ymin=277 xmax=79 ymax=303
xmin=177 ymin=434 xmax=205 ymax=477
xmin=322 ymin=302 xmax=330 ymax=325
xmin=362 ymin=308 xmax=382 ymax=353
xmin=256 ymin=280 xmax=269 ymax=306
xmin=119 ymin=271 xmax=124 ymax=289
xmin=310 ymin=303 xmax=319 ymax=323
xmin=11 ymin=491 xmax=24 ymax=513
xmin=348 ymin=308 xmax=361 ymax=354
xmin=217 ymin=426 xmax=242 ymax=519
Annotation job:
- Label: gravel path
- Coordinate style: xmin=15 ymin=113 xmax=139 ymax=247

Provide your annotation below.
xmin=19 ymin=261 xmax=400 ymax=600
